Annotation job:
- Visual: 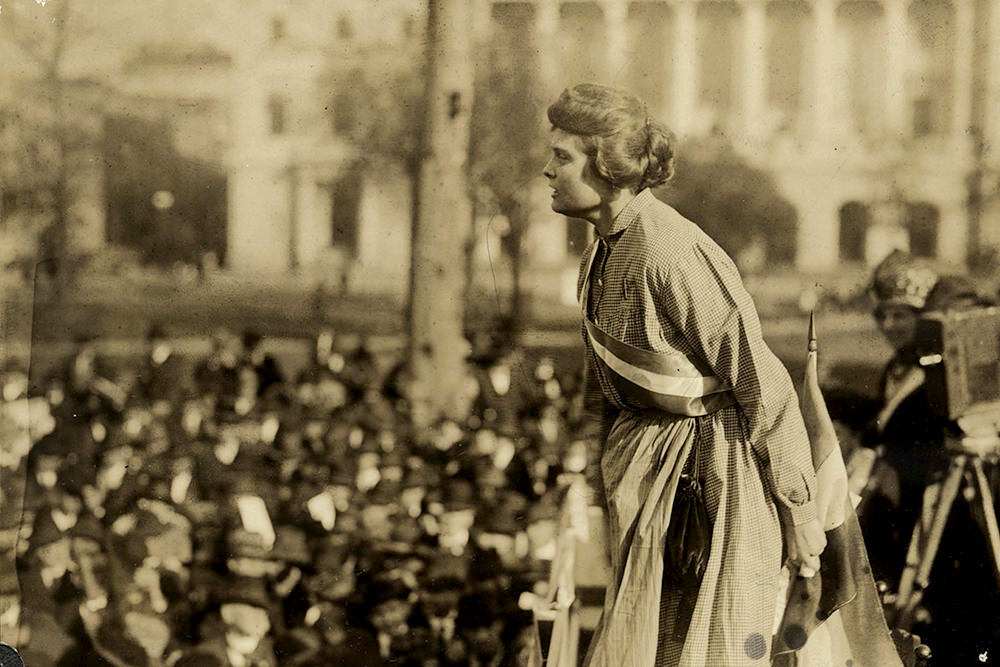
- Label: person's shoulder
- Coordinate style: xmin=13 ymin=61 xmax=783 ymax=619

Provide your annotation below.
xmin=633 ymin=197 xmax=733 ymax=270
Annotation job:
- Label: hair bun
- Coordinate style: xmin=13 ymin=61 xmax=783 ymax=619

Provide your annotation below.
xmin=639 ymin=120 xmax=675 ymax=191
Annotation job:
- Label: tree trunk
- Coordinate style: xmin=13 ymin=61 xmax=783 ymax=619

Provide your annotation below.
xmin=507 ymin=203 xmax=525 ymax=342
xmin=50 ymin=70 xmax=70 ymax=301
xmin=48 ymin=1 xmax=72 ymax=301
xmin=407 ymin=0 xmax=475 ymax=429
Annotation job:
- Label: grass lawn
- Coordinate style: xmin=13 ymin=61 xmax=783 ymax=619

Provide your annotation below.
xmin=2 ymin=271 xmax=893 ymax=403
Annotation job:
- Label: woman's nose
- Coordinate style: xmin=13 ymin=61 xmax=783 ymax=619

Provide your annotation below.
xmin=542 ymin=159 xmax=555 ymax=179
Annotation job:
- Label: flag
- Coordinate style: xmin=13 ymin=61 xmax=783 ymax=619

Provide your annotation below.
xmin=525 ymin=476 xmax=590 ymax=667
xmin=772 ymin=313 xmax=903 ymax=666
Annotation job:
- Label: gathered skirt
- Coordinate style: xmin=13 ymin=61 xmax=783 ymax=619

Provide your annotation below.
xmin=583 ymin=408 xmax=785 ymax=667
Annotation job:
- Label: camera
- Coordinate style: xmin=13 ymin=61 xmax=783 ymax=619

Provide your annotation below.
xmin=915 ymin=305 xmax=1000 ymax=422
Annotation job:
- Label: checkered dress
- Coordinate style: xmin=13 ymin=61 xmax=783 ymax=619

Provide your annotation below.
xmin=578 ymin=190 xmax=818 ymax=667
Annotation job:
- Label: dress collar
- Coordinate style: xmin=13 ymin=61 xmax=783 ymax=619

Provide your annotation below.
xmin=603 ymin=188 xmax=656 ymax=238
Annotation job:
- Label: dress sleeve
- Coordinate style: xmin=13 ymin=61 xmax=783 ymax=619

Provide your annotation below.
xmin=654 ymin=241 xmax=818 ymax=526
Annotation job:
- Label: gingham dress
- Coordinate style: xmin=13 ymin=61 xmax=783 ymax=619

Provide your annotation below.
xmin=578 ymin=190 xmax=818 ymax=667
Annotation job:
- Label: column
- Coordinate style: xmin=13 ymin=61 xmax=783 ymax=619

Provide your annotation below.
xmin=671 ymin=0 xmax=699 ymax=136
xmin=793 ymin=188 xmax=842 ymax=270
xmin=534 ymin=0 xmax=569 ymax=266
xmin=296 ymin=173 xmax=334 ymax=269
xmin=810 ymin=0 xmax=837 ymax=142
xmin=986 ymin=0 xmax=1000 ymax=164
xmin=471 ymin=0 xmax=492 ymax=43
xmin=536 ymin=0 xmax=561 ymax=97
xmin=228 ymin=47 xmax=289 ymax=273
xmin=601 ymin=0 xmax=629 ymax=84
xmin=951 ymin=0 xmax=974 ymax=151
xmin=740 ymin=0 xmax=768 ymax=142
xmin=937 ymin=198 xmax=969 ymax=263
xmin=884 ymin=0 xmax=910 ymax=139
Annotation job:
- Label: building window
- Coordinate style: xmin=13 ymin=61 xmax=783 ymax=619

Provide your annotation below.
xmin=271 ymin=17 xmax=286 ymax=42
xmin=332 ymin=168 xmax=362 ymax=255
xmin=906 ymin=202 xmax=939 ymax=258
xmin=337 ymin=15 xmax=354 ymax=40
xmin=269 ymin=95 xmax=287 ymax=135
xmin=838 ymin=202 xmax=871 ymax=263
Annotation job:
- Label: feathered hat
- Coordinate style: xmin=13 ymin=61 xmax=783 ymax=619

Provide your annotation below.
xmin=869 ymin=249 xmax=939 ymax=310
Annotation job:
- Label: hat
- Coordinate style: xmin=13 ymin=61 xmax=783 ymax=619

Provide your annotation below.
xmin=30 ymin=431 xmax=66 ymax=460
xmin=146 ymin=324 xmax=169 ymax=342
xmin=456 ymin=592 xmax=498 ymax=630
xmin=30 ymin=510 xmax=66 ymax=549
xmin=366 ymin=576 xmax=412 ymax=608
xmin=227 ymin=527 xmax=272 ymax=561
xmin=241 ymin=329 xmax=265 ymax=350
xmin=0 ymin=566 xmax=19 ymax=594
xmin=70 ymin=512 xmax=105 ymax=544
xmin=443 ymin=478 xmax=477 ymax=511
xmin=481 ymin=502 xmax=524 ymax=535
xmin=269 ymin=525 xmax=311 ymax=565
xmin=173 ymin=652 xmax=224 ymax=667
xmin=327 ymin=456 xmax=356 ymax=482
xmin=313 ymin=534 xmax=351 ymax=570
xmin=368 ymin=480 xmax=403 ymax=507
xmin=422 ymin=554 xmax=468 ymax=591
xmin=390 ymin=517 xmax=424 ymax=545
xmin=218 ymin=575 xmax=272 ymax=609
xmin=870 ymin=250 xmax=939 ymax=310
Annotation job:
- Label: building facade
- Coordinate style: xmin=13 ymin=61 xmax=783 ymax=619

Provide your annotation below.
xmin=5 ymin=0 xmax=999 ymax=295
xmin=503 ymin=0 xmax=999 ymax=277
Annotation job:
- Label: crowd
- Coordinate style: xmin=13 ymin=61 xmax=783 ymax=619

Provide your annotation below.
xmin=5 ymin=248 xmax=1000 ymax=665
xmin=1 ymin=323 xmax=594 ymax=666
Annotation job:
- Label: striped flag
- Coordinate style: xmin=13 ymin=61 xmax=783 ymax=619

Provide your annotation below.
xmin=772 ymin=313 xmax=903 ymax=666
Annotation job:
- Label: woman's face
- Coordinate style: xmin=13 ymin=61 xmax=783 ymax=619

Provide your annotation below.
xmin=875 ymin=305 xmax=919 ymax=351
xmin=543 ymin=129 xmax=612 ymax=220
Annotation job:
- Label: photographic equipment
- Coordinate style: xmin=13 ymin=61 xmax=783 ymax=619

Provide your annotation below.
xmin=915 ymin=305 xmax=1000 ymax=421
xmin=891 ymin=306 xmax=1000 ymax=629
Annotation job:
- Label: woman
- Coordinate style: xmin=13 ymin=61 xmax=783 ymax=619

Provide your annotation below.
xmin=542 ymin=84 xmax=825 ymax=666
xmin=855 ymin=251 xmax=941 ymax=586
xmin=857 ymin=255 xmax=1000 ymax=660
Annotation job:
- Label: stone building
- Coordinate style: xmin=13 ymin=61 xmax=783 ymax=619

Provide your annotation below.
xmin=496 ymin=0 xmax=999 ymax=276
xmin=216 ymin=0 xmax=1000 ymax=293
xmin=4 ymin=0 xmax=999 ymax=294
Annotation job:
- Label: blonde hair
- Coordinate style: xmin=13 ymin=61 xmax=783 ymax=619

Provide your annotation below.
xmin=547 ymin=83 xmax=676 ymax=191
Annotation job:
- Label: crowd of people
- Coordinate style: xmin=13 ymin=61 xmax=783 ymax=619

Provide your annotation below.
xmin=1 ymin=323 xmax=594 ymax=666
xmin=4 ymin=248 xmax=1000 ymax=664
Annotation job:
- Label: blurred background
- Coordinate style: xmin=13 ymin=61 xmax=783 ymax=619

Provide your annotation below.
xmin=1 ymin=0 xmax=1000 ymax=664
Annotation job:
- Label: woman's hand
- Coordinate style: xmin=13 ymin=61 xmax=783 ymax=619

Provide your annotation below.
xmin=785 ymin=516 xmax=827 ymax=577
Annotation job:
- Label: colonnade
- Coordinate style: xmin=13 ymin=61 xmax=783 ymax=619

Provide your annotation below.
xmin=505 ymin=0 xmax=978 ymax=146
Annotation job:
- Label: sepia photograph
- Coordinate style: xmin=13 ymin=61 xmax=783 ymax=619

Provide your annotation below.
xmin=1 ymin=0 xmax=999 ymax=664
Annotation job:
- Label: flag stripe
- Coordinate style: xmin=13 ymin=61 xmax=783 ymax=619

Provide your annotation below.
xmin=584 ymin=318 xmax=725 ymax=386
xmin=589 ymin=343 xmax=736 ymax=417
